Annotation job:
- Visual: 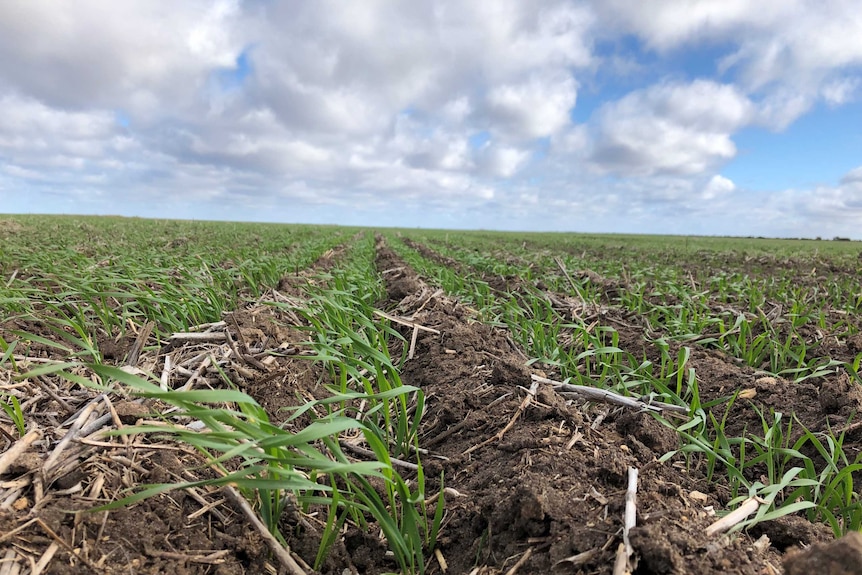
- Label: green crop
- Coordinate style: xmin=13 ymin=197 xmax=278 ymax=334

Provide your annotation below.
xmin=386 ymin=227 xmax=862 ymax=536
xmin=3 ymin=214 xmax=862 ymax=566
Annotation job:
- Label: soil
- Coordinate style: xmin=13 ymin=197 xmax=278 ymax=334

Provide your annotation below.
xmin=373 ymin=239 xmax=795 ymax=574
xmin=384 ymin=238 xmax=861 ymax=571
xmin=1 ymin=232 xmax=858 ymax=574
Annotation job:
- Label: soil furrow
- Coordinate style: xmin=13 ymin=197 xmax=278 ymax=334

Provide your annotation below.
xmin=373 ymin=236 xmax=790 ymax=575
xmin=398 ymin=237 xmax=862 ymax=513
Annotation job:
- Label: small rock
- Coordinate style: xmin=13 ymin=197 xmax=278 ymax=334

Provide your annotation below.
xmin=783 ymin=531 xmax=862 ymax=575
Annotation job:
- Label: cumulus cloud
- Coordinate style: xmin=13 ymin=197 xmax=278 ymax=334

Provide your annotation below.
xmin=755 ymin=168 xmax=862 ymax=239
xmin=592 ymin=0 xmax=862 ymax=131
xmin=703 ymin=174 xmax=736 ymax=199
xmin=0 ymin=93 xmax=127 ymax=176
xmin=590 ymin=0 xmax=787 ymax=52
xmin=486 ymin=72 xmax=578 ymax=139
xmin=753 ymin=89 xmax=814 ymax=131
xmin=841 ymin=166 xmax=862 ymax=184
xmin=0 ymin=1 xmax=860 ymax=237
xmin=589 ymin=80 xmax=753 ymax=176
xmin=480 ymin=146 xmax=531 ymax=178
xmin=0 ymin=0 xmax=245 ymax=115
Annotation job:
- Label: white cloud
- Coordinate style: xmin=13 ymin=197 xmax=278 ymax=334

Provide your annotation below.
xmin=0 ymin=94 xmax=115 ymax=141
xmin=0 ymin=1 xmax=860 ymax=238
xmin=753 ymin=89 xmax=814 ymax=131
xmin=0 ymin=1 xmax=246 ymax=113
xmin=821 ymin=78 xmax=860 ymax=106
xmin=589 ymin=80 xmax=753 ymax=176
xmin=841 ymin=166 xmax=862 ymax=184
xmin=187 ymin=0 xmax=242 ymax=67
xmin=593 ymin=0 xmax=862 ymax=128
xmin=0 ymin=93 xmax=122 ymax=176
xmin=486 ymin=72 xmax=578 ymax=139
xmin=703 ymin=174 xmax=736 ymax=199
xmin=759 ymin=169 xmax=862 ymax=238
xmin=591 ymin=0 xmax=788 ymax=52
xmin=482 ymin=146 xmax=531 ymax=178
xmin=440 ymin=96 xmax=473 ymax=124
xmin=551 ymin=125 xmax=589 ymax=156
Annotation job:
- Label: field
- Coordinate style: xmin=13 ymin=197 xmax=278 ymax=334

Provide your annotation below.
xmin=1 ymin=214 xmax=861 ymax=575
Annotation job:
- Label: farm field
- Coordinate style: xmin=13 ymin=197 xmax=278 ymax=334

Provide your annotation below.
xmin=1 ymin=214 xmax=862 ymax=574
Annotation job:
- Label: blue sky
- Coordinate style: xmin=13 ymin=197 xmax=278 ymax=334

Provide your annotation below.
xmin=1 ymin=1 xmax=861 ymax=238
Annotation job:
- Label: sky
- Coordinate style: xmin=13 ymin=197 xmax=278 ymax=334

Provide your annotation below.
xmin=1 ymin=1 xmax=861 ymax=239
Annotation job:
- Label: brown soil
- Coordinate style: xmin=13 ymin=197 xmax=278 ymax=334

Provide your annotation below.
xmin=389 ymin=237 xmax=861 ymax=571
xmin=373 ymin=238 xmax=790 ymax=574
xmin=2 ymin=233 xmax=856 ymax=574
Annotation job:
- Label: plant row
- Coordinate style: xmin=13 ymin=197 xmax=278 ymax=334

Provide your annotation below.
xmin=387 ymin=232 xmax=862 ymax=537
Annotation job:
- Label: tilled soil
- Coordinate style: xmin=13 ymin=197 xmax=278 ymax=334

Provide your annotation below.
xmin=2 ymin=233 xmax=857 ymax=574
xmin=404 ymin=238 xmax=862 ymax=483
xmin=386 ymin=237 xmax=862 ymax=572
xmin=373 ymin=238 xmax=797 ymax=574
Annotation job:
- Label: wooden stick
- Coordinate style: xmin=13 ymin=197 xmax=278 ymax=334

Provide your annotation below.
xmin=531 ymin=374 xmax=689 ymax=414
xmin=186 ymin=320 xmax=227 ymax=332
xmin=0 ymin=548 xmax=19 ymax=575
xmin=145 ymin=548 xmax=230 ymax=564
xmin=705 ymin=496 xmax=764 ymax=536
xmin=31 ymin=542 xmax=59 ymax=575
xmin=160 ymin=354 xmax=172 ymax=391
xmin=177 ymin=355 xmax=212 ymax=392
xmin=0 ymin=428 xmax=41 ymax=477
xmin=624 ymin=467 xmax=638 ymax=552
xmin=0 ymin=518 xmax=37 ymax=544
xmin=408 ymin=325 xmax=420 ymax=360
xmin=0 ymin=488 xmax=23 ymax=511
xmin=35 ymin=377 xmax=75 ymax=415
xmin=35 ymin=518 xmax=101 ymax=573
xmin=221 ymin=485 xmax=307 ymax=575
xmin=553 ymin=548 xmax=597 ymax=568
xmin=5 ymin=269 xmax=18 ymax=288
xmin=554 ymin=257 xmax=586 ymax=303
xmin=185 ymin=486 xmax=228 ymax=523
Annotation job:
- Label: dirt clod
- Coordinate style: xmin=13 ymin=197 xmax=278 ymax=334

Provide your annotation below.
xmin=782 ymin=530 xmax=862 ymax=575
xmin=615 ymin=411 xmax=679 ymax=456
xmin=631 ymin=524 xmax=684 ymax=574
xmin=819 ymin=371 xmax=862 ymax=415
xmin=114 ymin=400 xmax=149 ymax=423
